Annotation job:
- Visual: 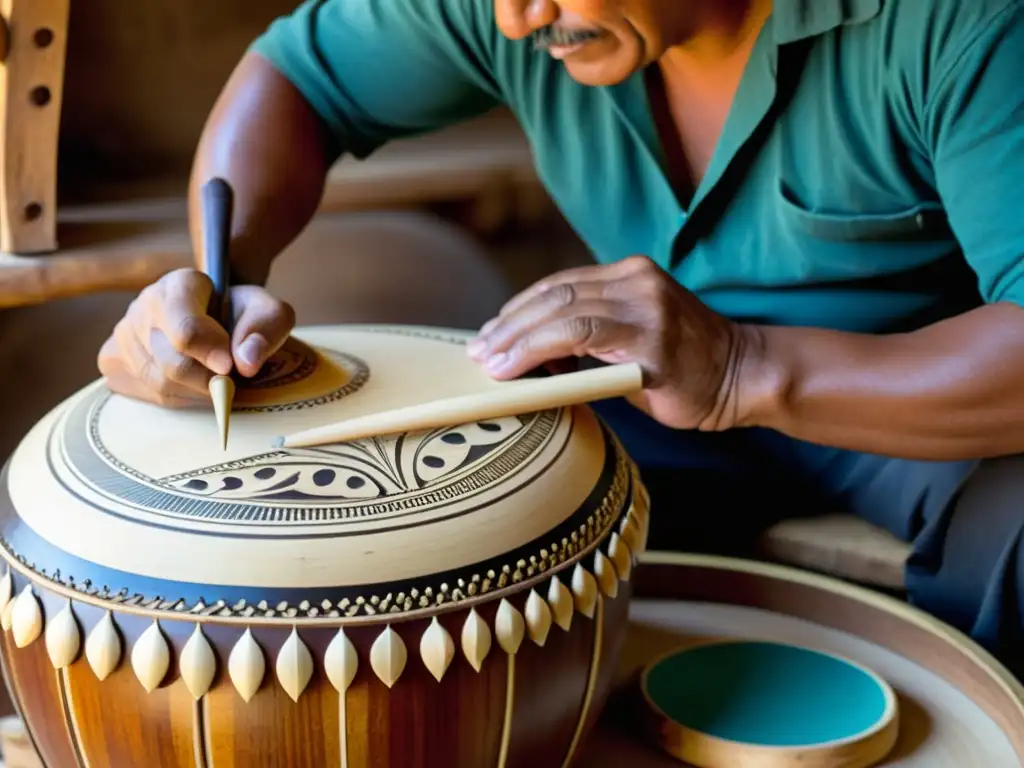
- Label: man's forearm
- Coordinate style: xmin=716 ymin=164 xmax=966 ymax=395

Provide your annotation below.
xmin=739 ymin=302 xmax=1024 ymax=460
xmin=189 ymin=52 xmax=335 ymax=286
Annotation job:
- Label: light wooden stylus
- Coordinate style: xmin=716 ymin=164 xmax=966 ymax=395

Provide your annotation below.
xmin=272 ymin=361 xmax=644 ymax=449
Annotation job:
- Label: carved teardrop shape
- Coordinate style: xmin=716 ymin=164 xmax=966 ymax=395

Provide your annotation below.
xmin=0 ymin=569 xmax=11 ymax=616
xmin=180 ymin=624 xmax=216 ymax=700
xmin=525 ymin=589 xmax=552 ymax=647
xmin=420 ymin=617 xmax=455 ymax=683
xmin=636 ymin=481 xmax=650 ymax=514
xmin=1 ymin=599 xmax=13 ymax=632
xmin=86 ymin=611 xmax=122 ymax=680
xmin=607 ymin=533 xmax=632 ymax=581
xmin=228 ymin=628 xmax=266 ymax=703
xmin=369 ymin=625 xmax=407 ymax=688
xmin=495 ymin=599 xmax=525 ymax=656
xmin=634 ymin=511 xmax=648 ymax=546
xmin=594 ymin=551 xmax=619 ymax=599
xmin=619 ymin=515 xmax=643 ymax=560
xmin=45 ymin=600 xmax=80 ymax=669
xmin=633 ymin=489 xmax=650 ymax=542
xmin=11 ymin=585 xmax=42 ymax=648
xmin=460 ymin=608 xmax=492 ymax=672
xmin=571 ymin=563 xmax=598 ymax=619
xmin=547 ymin=575 xmax=574 ymax=632
xmin=324 ymin=628 xmax=358 ymax=693
xmin=131 ymin=621 xmax=170 ymax=693
xmin=276 ymin=628 xmax=314 ymax=703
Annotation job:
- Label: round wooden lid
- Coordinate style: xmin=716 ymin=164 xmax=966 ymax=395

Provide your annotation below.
xmin=638 ymin=640 xmax=899 ymax=767
xmin=0 ymin=325 xmax=634 ymax=621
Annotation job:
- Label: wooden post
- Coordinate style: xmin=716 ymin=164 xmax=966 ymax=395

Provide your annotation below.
xmin=0 ymin=0 xmax=70 ymax=255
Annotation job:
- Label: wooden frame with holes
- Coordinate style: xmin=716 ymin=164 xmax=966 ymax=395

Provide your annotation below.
xmin=0 ymin=0 xmax=69 ymax=255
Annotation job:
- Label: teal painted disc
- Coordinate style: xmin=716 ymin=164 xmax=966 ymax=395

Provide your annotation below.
xmin=642 ymin=641 xmax=895 ymax=748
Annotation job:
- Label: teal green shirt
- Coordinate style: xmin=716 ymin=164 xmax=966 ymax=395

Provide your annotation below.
xmin=251 ymin=0 xmax=1024 ymax=333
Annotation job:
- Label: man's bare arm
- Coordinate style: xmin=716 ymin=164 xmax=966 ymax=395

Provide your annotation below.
xmin=188 ymin=52 xmax=335 ymax=286
xmin=740 ymin=302 xmax=1024 ymax=461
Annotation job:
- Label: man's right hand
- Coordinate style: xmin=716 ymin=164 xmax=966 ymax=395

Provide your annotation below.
xmin=97 ymin=267 xmax=296 ymax=408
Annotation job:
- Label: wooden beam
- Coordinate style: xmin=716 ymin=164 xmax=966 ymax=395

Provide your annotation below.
xmin=0 ymin=0 xmax=70 ymax=254
xmin=0 ymin=198 xmax=191 ymax=308
xmin=0 ymin=110 xmax=552 ymax=309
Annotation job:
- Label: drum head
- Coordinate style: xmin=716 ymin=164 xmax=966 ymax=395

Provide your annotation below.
xmin=0 ymin=325 xmax=633 ymax=621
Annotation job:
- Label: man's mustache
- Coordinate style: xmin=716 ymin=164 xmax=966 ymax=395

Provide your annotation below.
xmin=532 ymin=25 xmax=603 ymax=50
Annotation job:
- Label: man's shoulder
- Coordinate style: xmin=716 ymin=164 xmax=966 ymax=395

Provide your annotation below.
xmin=874 ymin=0 xmax=1023 ymax=56
xmin=848 ymin=0 xmax=1024 ymax=110
xmin=255 ymin=0 xmax=512 ymax=68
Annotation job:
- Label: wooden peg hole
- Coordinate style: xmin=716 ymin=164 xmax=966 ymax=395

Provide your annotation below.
xmin=23 ymin=204 xmax=42 ymax=223
xmin=34 ymin=29 xmax=55 ymax=48
xmin=30 ymin=87 xmax=51 ymax=107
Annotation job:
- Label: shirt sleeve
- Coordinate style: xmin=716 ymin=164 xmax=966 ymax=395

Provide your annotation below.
xmin=248 ymin=0 xmax=504 ymax=161
xmin=925 ymin=0 xmax=1024 ymax=307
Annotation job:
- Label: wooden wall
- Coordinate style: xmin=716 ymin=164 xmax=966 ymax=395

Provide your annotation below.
xmin=58 ymin=0 xmax=295 ymax=187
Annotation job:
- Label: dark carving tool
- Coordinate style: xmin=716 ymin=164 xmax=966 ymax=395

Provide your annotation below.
xmin=200 ymin=177 xmax=236 ymax=450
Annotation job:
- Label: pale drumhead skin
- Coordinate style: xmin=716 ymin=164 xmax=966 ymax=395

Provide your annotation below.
xmin=0 ymin=325 xmax=633 ymax=622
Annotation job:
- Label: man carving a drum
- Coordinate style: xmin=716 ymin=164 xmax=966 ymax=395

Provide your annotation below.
xmin=97 ymin=0 xmax=1024 ymax=676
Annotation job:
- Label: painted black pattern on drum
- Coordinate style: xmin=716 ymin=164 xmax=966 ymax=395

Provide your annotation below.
xmin=0 ymin=432 xmax=630 ymax=616
xmin=231 ymin=348 xmax=370 ymax=413
xmin=55 ymin=388 xmax=564 ymax=527
xmin=240 ymin=342 xmax=318 ymax=389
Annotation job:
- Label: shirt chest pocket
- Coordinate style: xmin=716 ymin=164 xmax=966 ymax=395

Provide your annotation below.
xmin=773 ymin=182 xmax=957 ymax=279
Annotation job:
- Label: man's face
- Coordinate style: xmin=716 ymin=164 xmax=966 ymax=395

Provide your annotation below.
xmin=494 ymin=0 xmax=684 ymax=86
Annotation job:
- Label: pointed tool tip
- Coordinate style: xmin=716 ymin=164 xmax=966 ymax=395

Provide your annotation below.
xmin=209 ymin=375 xmax=235 ymax=451
xmin=271 ymin=436 xmax=285 ymax=449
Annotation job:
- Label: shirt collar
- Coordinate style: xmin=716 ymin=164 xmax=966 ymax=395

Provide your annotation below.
xmin=772 ymin=0 xmax=883 ymax=44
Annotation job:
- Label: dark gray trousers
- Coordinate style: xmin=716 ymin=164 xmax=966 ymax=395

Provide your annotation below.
xmin=593 ymin=398 xmax=1023 ymax=678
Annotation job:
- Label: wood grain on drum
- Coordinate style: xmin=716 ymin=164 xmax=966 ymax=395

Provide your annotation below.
xmin=0 ymin=562 xmax=641 ymax=768
xmin=0 ymin=323 xmax=650 ymax=768
xmin=0 ymin=629 xmax=79 ymax=768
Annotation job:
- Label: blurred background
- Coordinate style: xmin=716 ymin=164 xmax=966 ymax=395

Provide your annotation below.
xmin=0 ymin=0 xmax=593 ymax=464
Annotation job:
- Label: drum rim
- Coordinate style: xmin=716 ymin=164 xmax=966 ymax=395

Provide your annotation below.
xmin=0 ymin=453 xmax=642 ymax=627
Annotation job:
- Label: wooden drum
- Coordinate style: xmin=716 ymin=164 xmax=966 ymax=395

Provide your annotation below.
xmin=0 ymin=324 xmax=648 ymax=767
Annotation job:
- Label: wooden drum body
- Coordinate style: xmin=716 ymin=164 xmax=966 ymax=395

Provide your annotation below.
xmin=0 ymin=325 xmax=648 ymax=768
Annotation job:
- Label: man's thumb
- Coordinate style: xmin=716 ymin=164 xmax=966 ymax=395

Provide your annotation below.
xmin=230 ymin=288 xmax=296 ymax=377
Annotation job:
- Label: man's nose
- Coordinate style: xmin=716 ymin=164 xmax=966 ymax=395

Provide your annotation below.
xmin=495 ymin=0 xmax=560 ymax=39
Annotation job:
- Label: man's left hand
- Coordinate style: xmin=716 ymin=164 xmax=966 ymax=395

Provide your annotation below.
xmin=467 ymin=255 xmax=764 ymax=432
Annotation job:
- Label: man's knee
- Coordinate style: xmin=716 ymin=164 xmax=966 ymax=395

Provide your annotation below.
xmin=904 ymin=455 xmax=1024 ymax=666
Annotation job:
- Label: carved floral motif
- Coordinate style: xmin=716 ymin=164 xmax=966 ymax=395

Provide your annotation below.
xmin=162 ymin=416 xmax=535 ymax=503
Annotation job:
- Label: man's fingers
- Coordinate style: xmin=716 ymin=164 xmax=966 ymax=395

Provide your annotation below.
xmin=98 ymin=268 xmax=301 ymax=408
xmin=493 ymin=259 xmax=639 ymax=321
xmin=472 ymin=293 xmax=617 ymax=361
xmin=150 ymin=329 xmax=215 ymax=395
xmin=482 ymin=316 xmax=638 ymax=380
xmin=230 ymin=287 xmax=296 ymax=377
xmin=100 ymin=348 xmax=207 ymax=409
xmin=153 ymin=272 xmax=233 ymax=375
